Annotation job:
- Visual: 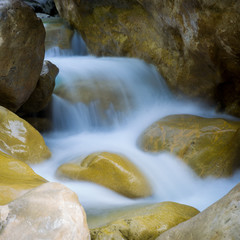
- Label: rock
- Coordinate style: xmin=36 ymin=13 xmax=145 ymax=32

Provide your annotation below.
xmin=0 ymin=106 xmax=51 ymax=163
xmin=138 ymin=114 xmax=240 ymax=177
xmin=0 ymin=151 xmax=47 ymax=205
xmin=57 ymin=152 xmax=152 ymax=198
xmin=54 ymin=0 xmax=240 ymax=117
xmin=20 ymin=60 xmax=59 ymax=114
xmin=43 ymin=17 xmax=74 ymax=50
xmin=0 ymin=0 xmax=45 ymax=112
xmin=23 ymin=117 xmax=52 ymax=133
xmin=90 ymin=202 xmax=199 ymax=240
xmin=157 ymin=183 xmax=240 ymax=240
xmin=0 ymin=182 xmax=90 ymax=240
xmin=23 ymin=0 xmax=58 ymax=16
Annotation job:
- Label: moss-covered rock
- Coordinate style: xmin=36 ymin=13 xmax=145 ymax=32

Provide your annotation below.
xmin=57 ymin=152 xmax=152 ymax=198
xmin=90 ymin=202 xmax=199 ymax=240
xmin=0 ymin=106 xmax=51 ymax=163
xmin=138 ymin=114 xmax=240 ymax=177
xmin=0 ymin=151 xmax=47 ymax=205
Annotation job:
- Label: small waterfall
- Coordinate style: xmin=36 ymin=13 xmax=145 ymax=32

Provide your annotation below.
xmin=31 ymin=18 xmax=240 ymax=215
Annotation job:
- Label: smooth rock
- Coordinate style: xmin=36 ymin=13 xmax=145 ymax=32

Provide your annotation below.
xmin=0 ymin=0 xmax=45 ymax=112
xmin=157 ymin=183 xmax=240 ymax=240
xmin=138 ymin=114 xmax=240 ymax=177
xmin=91 ymin=202 xmax=199 ymax=240
xmin=0 ymin=151 xmax=47 ymax=205
xmin=20 ymin=60 xmax=59 ymax=114
xmin=0 ymin=182 xmax=90 ymax=240
xmin=0 ymin=106 xmax=51 ymax=163
xmin=57 ymin=152 xmax=152 ymax=198
xmin=54 ymin=0 xmax=240 ymax=117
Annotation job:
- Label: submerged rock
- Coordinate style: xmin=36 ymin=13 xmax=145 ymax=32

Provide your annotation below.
xmin=20 ymin=60 xmax=59 ymax=114
xmin=0 ymin=182 xmax=90 ymax=240
xmin=0 ymin=151 xmax=47 ymax=205
xmin=57 ymin=152 xmax=152 ymax=198
xmin=90 ymin=202 xmax=199 ymax=240
xmin=54 ymin=0 xmax=240 ymax=117
xmin=0 ymin=106 xmax=51 ymax=163
xmin=0 ymin=0 xmax=45 ymax=112
xmin=157 ymin=183 xmax=240 ymax=240
xmin=138 ymin=114 xmax=240 ymax=177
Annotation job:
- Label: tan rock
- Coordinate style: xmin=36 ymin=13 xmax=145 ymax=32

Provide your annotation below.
xmin=57 ymin=152 xmax=152 ymax=198
xmin=0 ymin=0 xmax=45 ymax=112
xmin=0 ymin=106 xmax=51 ymax=163
xmin=54 ymin=0 xmax=240 ymax=117
xmin=138 ymin=114 xmax=240 ymax=177
xmin=0 ymin=182 xmax=90 ymax=240
xmin=157 ymin=183 xmax=240 ymax=240
xmin=90 ymin=202 xmax=199 ymax=240
xmin=20 ymin=60 xmax=59 ymax=114
xmin=0 ymin=151 xmax=47 ymax=205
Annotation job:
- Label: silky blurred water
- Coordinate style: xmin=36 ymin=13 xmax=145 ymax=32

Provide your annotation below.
xmin=31 ymin=25 xmax=240 ymax=215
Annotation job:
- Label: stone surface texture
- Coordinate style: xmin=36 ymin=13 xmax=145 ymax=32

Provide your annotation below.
xmin=57 ymin=152 xmax=152 ymax=198
xmin=0 ymin=151 xmax=47 ymax=205
xmin=20 ymin=60 xmax=58 ymax=114
xmin=0 ymin=0 xmax=45 ymax=112
xmin=157 ymin=183 xmax=240 ymax=240
xmin=54 ymin=0 xmax=240 ymax=117
xmin=0 ymin=106 xmax=51 ymax=163
xmin=0 ymin=182 xmax=90 ymax=240
xmin=138 ymin=114 xmax=240 ymax=177
xmin=91 ymin=202 xmax=199 ymax=240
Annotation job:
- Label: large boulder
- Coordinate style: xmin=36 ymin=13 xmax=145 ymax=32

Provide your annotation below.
xmin=90 ymin=202 xmax=199 ymax=240
xmin=57 ymin=152 xmax=152 ymax=198
xmin=0 ymin=151 xmax=47 ymax=205
xmin=157 ymin=183 xmax=240 ymax=240
xmin=54 ymin=0 xmax=240 ymax=117
xmin=0 ymin=0 xmax=45 ymax=112
xmin=0 ymin=182 xmax=90 ymax=240
xmin=138 ymin=114 xmax=240 ymax=177
xmin=0 ymin=106 xmax=51 ymax=163
xmin=19 ymin=60 xmax=59 ymax=114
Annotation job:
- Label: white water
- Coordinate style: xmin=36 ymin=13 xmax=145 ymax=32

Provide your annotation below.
xmin=32 ymin=29 xmax=240 ymax=216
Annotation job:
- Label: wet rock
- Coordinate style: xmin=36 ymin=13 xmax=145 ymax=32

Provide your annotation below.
xmin=90 ymin=202 xmax=199 ymax=240
xmin=20 ymin=60 xmax=59 ymax=114
xmin=0 ymin=106 xmax=51 ymax=163
xmin=157 ymin=183 xmax=240 ymax=240
xmin=0 ymin=0 xmax=45 ymax=112
xmin=0 ymin=151 xmax=47 ymax=205
xmin=0 ymin=182 xmax=90 ymax=240
xmin=57 ymin=152 xmax=152 ymax=198
xmin=54 ymin=0 xmax=240 ymax=117
xmin=138 ymin=114 xmax=240 ymax=177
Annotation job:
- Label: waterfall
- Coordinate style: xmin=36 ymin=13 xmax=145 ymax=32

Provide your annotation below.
xmin=32 ymin=19 xmax=240 ymax=215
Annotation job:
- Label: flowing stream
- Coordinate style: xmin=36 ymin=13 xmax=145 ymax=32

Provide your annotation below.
xmin=32 ymin=23 xmax=240 ymax=218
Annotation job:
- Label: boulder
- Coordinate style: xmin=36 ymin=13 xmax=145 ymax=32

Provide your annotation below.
xmin=157 ymin=183 xmax=240 ymax=240
xmin=0 ymin=106 xmax=51 ymax=163
xmin=0 ymin=182 xmax=90 ymax=240
xmin=90 ymin=202 xmax=199 ymax=240
xmin=54 ymin=0 xmax=240 ymax=117
xmin=0 ymin=151 xmax=47 ymax=205
xmin=138 ymin=114 xmax=240 ymax=177
xmin=57 ymin=152 xmax=152 ymax=198
xmin=20 ymin=60 xmax=59 ymax=114
xmin=0 ymin=0 xmax=45 ymax=112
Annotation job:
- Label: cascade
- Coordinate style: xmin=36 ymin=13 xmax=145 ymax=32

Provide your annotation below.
xmin=32 ymin=20 xmax=240 ymax=216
